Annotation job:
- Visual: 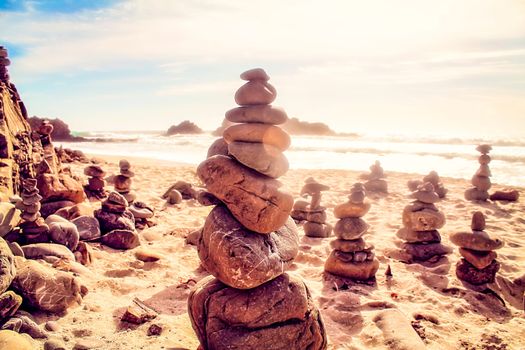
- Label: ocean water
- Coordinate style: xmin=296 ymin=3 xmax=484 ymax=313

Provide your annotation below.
xmin=57 ymin=131 xmax=525 ymax=187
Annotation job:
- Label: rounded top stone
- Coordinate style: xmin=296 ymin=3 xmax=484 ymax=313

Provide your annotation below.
xmin=84 ymin=165 xmax=106 ymax=178
xmin=119 ymin=159 xmax=131 ymax=170
xmin=476 ymin=144 xmax=492 ymax=154
xmin=300 ymin=178 xmax=329 ymax=194
xmin=240 ymin=68 xmax=270 ymax=81
xmin=423 ymin=171 xmax=440 ymax=184
xmin=471 ymin=211 xmax=486 ymax=231
xmin=450 ymin=230 xmax=503 ymax=251
xmin=410 ymin=182 xmax=439 ymax=204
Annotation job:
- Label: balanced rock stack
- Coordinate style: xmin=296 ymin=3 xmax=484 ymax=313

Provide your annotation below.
xmin=450 ymin=212 xmax=503 ymax=285
xmin=114 ymin=159 xmax=136 ymax=203
xmin=84 ymin=165 xmax=107 ymax=199
xmin=397 ymin=182 xmax=451 ymax=262
xmin=94 ymin=191 xmax=138 ymax=250
xmin=189 ymin=68 xmax=327 ymax=350
xmin=18 ymin=178 xmax=49 ymax=243
xmin=408 ymin=171 xmax=447 ymax=198
xmin=361 ymin=160 xmax=388 ymax=193
xmin=324 ymin=183 xmax=378 ymax=281
xmin=465 ymin=144 xmax=492 ymax=201
xmin=0 ymin=46 xmax=9 ymax=82
xmin=296 ymin=177 xmax=332 ymax=238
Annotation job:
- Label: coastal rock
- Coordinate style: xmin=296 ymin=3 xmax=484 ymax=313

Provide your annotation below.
xmin=166 ymin=120 xmax=203 ymax=135
xmin=188 ymin=274 xmax=327 ymax=350
xmin=334 ymin=218 xmax=369 ymax=240
xmin=234 ymin=80 xmax=276 ymax=106
xmin=228 ymin=141 xmax=289 ymax=178
xmin=402 ymin=208 xmax=445 ymax=231
xmin=0 ymin=238 xmax=16 ymax=293
xmin=101 ymin=229 xmax=140 ymax=250
xmin=21 ymin=243 xmax=75 ymax=261
xmin=456 ymin=259 xmax=500 ymax=285
xmin=197 ymin=155 xmax=293 ymax=234
xmin=72 ymin=216 xmax=101 ymax=241
xmin=224 ymin=124 xmax=291 ymax=151
xmin=12 ymin=258 xmax=85 ymax=313
xmin=74 ymin=242 xmax=93 ymax=266
xmin=324 ymin=251 xmax=379 ymax=280
xmin=226 ymin=105 xmax=288 ymax=125
xmin=199 ymin=206 xmax=298 ymax=289
xmin=206 ymin=138 xmax=229 ymax=158
xmin=449 ymin=231 xmax=504 ymax=251
xmin=49 ymin=222 xmax=80 ymax=251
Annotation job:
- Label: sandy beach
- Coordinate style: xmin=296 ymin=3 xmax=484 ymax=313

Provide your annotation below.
xmin=24 ymin=155 xmax=524 ymax=350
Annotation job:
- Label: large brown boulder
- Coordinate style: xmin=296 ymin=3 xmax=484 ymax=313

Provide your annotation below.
xmin=11 ymin=258 xmax=86 ymax=313
xmin=37 ymin=173 xmax=85 ymax=203
xmin=188 ymin=274 xmax=327 ymax=350
xmin=199 ymin=205 xmax=298 ymax=289
xmin=0 ymin=237 xmax=16 ymax=294
xmin=197 ymin=155 xmax=293 ymax=234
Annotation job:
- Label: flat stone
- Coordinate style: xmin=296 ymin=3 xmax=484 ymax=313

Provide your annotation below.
xmin=292 ymin=200 xmax=309 ymax=211
xmin=290 ymin=209 xmax=307 ymax=222
xmin=134 ymin=247 xmax=162 ymax=262
xmin=101 ymin=229 xmax=140 ymax=250
xmin=234 ymin=80 xmax=276 ymax=106
xmin=240 ymin=68 xmax=270 ymax=81
xmin=459 ymin=248 xmax=497 ymax=269
xmin=303 ymin=222 xmax=332 ymax=238
xmin=330 ymin=238 xmax=373 ymax=253
xmin=450 ymin=231 xmax=504 ymax=251
xmin=364 ymin=179 xmax=388 ymax=193
xmin=49 ymin=221 xmax=80 ymax=251
xmin=21 ymin=243 xmax=75 ymax=261
xmin=456 ymin=259 xmax=499 ymax=285
xmin=207 ymin=137 xmax=229 ymax=158
xmin=0 ymin=330 xmax=35 ymax=350
xmin=471 ymin=211 xmax=486 ymax=231
xmin=306 ymin=210 xmax=326 ymax=224
xmin=472 ymin=175 xmax=491 ymax=191
xmin=476 ymin=144 xmax=492 ymax=154
xmin=94 ymin=209 xmax=135 ymax=234
xmin=405 ymin=200 xmax=439 ymax=212
xmin=12 ymin=258 xmax=84 ymax=313
xmin=0 ymin=238 xmax=16 ymax=294
xmin=188 ymin=274 xmax=327 ymax=350
xmin=324 ymin=251 xmax=379 ymax=280
xmin=226 ymin=105 xmax=288 ymax=125
xmin=45 ymin=339 xmax=67 ymax=350
xmin=334 ymin=201 xmax=370 ymax=218
xmin=87 ymin=177 xmax=105 ymax=191
xmin=106 ymin=191 xmax=128 ymax=207
xmin=396 ymin=228 xmax=441 ymax=243
xmin=84 ymin=165 xmax=106 ymax=178
xmin=197 ymin=155 xmax=293 ymax=234
xmin=228 ymin=141 xmax=289 ymax=178
xmin=129 ymin=202 xmax=154 ymax=219
xmin=402 ymin=208 xmax=445 ymax=231
xmin=72 ymin=216 xmax=101 ymax=241
xmin=224 ymin=123 xmax=291 ymax=151
xmin=402 ymin=242 xmax=452 ymax=261
xmin=489 ymin=190 xmax=519 ymax=202
xmin=73 ymin=339 xmax=105 ymax=349
xmin=464 ymin=187 xmax=489 ymax=201
xmin=411 ymin=189 xmax=439 ymax=204
xmin=334 ymin=217 xmax=369 ymax=240
xmin=199 ymin=206 xmax=298 ymax=289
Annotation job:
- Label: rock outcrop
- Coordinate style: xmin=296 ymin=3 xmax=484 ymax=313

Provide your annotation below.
xmin=166 ymin=120 xmax=203 ymax=135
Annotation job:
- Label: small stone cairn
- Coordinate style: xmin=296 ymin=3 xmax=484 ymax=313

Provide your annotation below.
xmin=83 ymin=165 xmax=107 ymax=199
xmin=450 ymin=212 xmax=503 ymax=284
xmin=397 ymin=182 xmax=451 ymax=261
xmin=295 ymin=177 xmax=332 ymax=238
xmin=361 ymin=160 xmax=388 ymax=193
xmin=114 ymin=159 xmax=136 ymax=204
xmin=408 ymin=170 xmax=447 ymax=198
xmin=188 ymin=68 xmax=327 ymax=349
xmin=18 ymin=179 xmax=49 ymax=243
xmin=465 ymin=144 xmax=492 ymax=201
xmin=324 ymin=183 xmax=378 ymax=281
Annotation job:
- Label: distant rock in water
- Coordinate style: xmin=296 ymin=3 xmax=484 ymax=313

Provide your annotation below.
xmin=166 ymin=120 xmax=203 ymax=135
xmin=282 ymin=117 xmax=336 ymax=136
xmin=28 ymin=116 xmax=86 ymax=141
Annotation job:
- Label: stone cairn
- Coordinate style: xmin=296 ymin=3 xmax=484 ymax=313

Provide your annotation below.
xmin=18 ymin=178 xmax=49 ymax=243
xmin=397 ymin=182 xmax=451 ymax=262
xmin=408 ymin=170 xmax=447 ymax=198
xmin=450 ymin=212 xmax=503 ymax=285
xmin=114 ymin=159 xmax=136 ymax=204
xmin=94 ymin=191 xmax=138 ymax=250
xmin=0 ymin=46 xmax=10 ymax=83
xmin=188 ymin=68 xmax=327 ymax=349
xmin=361 ymin=160 xmax=388 ymax=193
xmin=83 ymin=164 xmax=107 ymax=199
xmin=325 ymin=183 xmax=378 ymax=281
xmin=465 ymin=144 xmax=492 ymax=201
xmin=292 ymin=177 xmax=332 ymax=238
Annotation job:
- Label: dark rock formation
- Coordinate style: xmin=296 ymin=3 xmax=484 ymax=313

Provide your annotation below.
xmin=28 ymin=116 xmax=86 ymax=142
xmin=166 ymin=120 xmax=203 ymax=135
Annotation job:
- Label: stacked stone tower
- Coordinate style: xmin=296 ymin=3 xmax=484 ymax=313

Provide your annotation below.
xmin=114 ymin=159 xmax=136 ymax=203
xmin=361 ymin=160 xmax=388 ymax=193
xmin=397 ymin=182 xmax=451 ymax=261
xmin=450 ymin=212 xmax=503 ymax=284
xmin=325 ymin=183 xmax=378 ymax=281
xmin=299 ymin=177 xmax=332 ymax=238
xmin=188 ymin=68 xmax=327 ymax=349
xmin=84 ymin=165 xmax=107 ymax=199
xmin=18 ymin=178 xmax=48 ymax=242
xmin=465 ymin=144 xmax=492 ymax=201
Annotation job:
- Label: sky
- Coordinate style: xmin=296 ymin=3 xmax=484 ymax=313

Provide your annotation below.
xmin=1 ymin=0 xmax=525 ymax=138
